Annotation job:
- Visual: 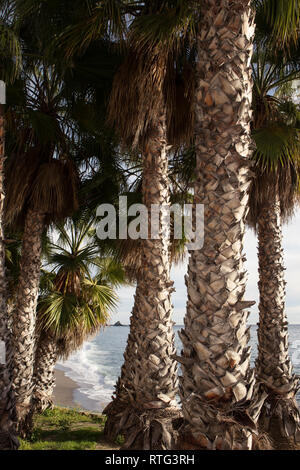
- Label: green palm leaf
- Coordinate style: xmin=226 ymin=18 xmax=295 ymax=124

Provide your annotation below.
xmin=252 ymin=124 xmax=300 ymax=171
xmin=0 ymin=17 xmax=21 ymax=82
xmin=255 ymin=0 xmax=300 ymax=50
xmin=39 ymin=291 xmax=80 ymax=336
xmin=93 ymin=257 xmax=127 ymax=287
xmin=56 ymin=0 xmax=128 ymax=60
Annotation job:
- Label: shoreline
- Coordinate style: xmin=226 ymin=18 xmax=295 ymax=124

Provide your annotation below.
xmin=53 ymin=368 xmax=109 ymax=412
xmin=52 ymin=369 xmax=79 ymax=409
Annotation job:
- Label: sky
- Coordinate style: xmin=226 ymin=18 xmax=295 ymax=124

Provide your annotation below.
xmin=111 ymin=209 xmax=300 ymax=326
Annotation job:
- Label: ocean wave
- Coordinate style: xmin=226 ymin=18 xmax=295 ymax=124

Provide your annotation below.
xmin=56 ymin=340 xmax=119 ymax=411
xmin=56 ymin=325 xmax=300 ymax=411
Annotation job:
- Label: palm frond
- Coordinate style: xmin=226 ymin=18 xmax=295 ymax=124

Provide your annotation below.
xmin=108 ymin=42 xmax=167 ymax=150
xmin=255 ymin=0 xmax=300 ymax=51
xmin=248 ymin=162 xmax=300 ymax=228
xmin=39 ymin=269 xmax=56 ymax=294
xmin=252 ymin=124 xmax=300 ymax=171
xmin=5 ymin=147 xmax=41 ymax=225
xmin=249 ymin=124 xmax=300 ymax=227
xmin=82 ymin=278 xmax=117 ymax=315
xmin=38 ymin=291 xmax=80 ymax=336
xmin=56 ymin=0 xmax=128 ymax=60
xmin=0 ymin=19 xmax=21 ymax=82
xmin=93 ymin=257 xmax=127 ymax=287
xmin=129 ymin=0 xmax=197 ymax=55
xmin=29 ymin=160 xmax=79 ymax=220
xmin=108 ymin=1 xmax=197 ymax=150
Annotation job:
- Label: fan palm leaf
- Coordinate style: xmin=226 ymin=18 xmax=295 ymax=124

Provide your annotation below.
xmin=0 ymin=6 xmax=21 ymax=82
xmin=249 ymin=43 xmax=300 ymax=226
xmin=56 ymin=0 xmax=129 ymax=60
xmin=254 ymin=0 xmax=300 ymax=50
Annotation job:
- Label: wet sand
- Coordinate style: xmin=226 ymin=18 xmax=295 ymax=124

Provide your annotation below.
xmin=52 ymin=369 xmax=79 ymax=408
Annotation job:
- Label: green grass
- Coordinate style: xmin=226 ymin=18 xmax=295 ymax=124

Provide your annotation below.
xmin=20 ymin=407 xmax=120 ymax=451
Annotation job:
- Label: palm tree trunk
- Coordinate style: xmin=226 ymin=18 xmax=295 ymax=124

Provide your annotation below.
xmin=0 ymin=103 xmax=19 ymax=449
xmin=178 ymin=1 xmax=264 ymax=450
xmin=12 ymin=206 xmax=45 ymax=437
xmin=32 ymin=332 xmax=57 ymax=414
xmin=104 ymin=110 xmax=181 ymax=449
xmin=103 ymin=279 xmax=141 ymax=415
xmin=256 ymin=190 xmax=300 ymax=443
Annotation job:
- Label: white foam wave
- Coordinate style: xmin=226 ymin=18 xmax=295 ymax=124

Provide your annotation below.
xmin=56 ymin=341 xmax=119 ymax=411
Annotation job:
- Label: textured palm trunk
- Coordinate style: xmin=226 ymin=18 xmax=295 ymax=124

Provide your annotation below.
xmin=0 ymin=104 xmax=19 ymax=449
xmin=104 ymin=279 xmax=140 ymax=411
xmin=32 ymin=332 xmax=57 ymax=414
xmin=256 ymin=191 xmax=300 ymax=441
xmin=104 ymin=110 xmax=180 ymax=450
xmin=178 ymin=1 xmax=264 ymax=450
xmin=12 ymin=207 xmax=45 ymax=437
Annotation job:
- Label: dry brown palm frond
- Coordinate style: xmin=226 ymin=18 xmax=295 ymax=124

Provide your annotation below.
xmin=248 ymin=163 xmax=300 ymax=230
xmin=5 ymin=147 xmax=42 ymax=225
xmin=108 ymin=38 xmax=195 ymax=151
xmin=29 ymin=159 xmax=79 ymax=222
xmin=165 ymin=59 xmax=195 ymax=147
xmin=113 ymin=228 xmax=186 ymax=283
xmin=121 ymin=240 xmax=143 ymax=282
xmin=108 ymin=43 xmax=167 ymax=151
xmin=169 ymin=237 xmax=187 ymax=266
xmin=36 ymin=317 xmax=102 ymax=361
xmin=5 ymin=151 xmax=79 ymax=226
xmin=54 ymin=270 xmax=82 ymax=297
xmin=56 ymin=324 xmax=102 ymax=360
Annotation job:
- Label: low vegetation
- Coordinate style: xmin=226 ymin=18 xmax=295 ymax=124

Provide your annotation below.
xmin=19 ymin=407 xmax=120 ymax=451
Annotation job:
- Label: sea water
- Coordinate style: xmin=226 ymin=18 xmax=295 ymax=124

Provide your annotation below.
xmin=56 ymin=324 xmax=300 ymax=412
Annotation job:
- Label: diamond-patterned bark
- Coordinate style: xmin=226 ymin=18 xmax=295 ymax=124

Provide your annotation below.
xmin=256 ymin=191 xmax=300 ymax=438
xmin=179 ymin=0 xmax=262 ymax=450
xmin=0 ymin=105 xmax=19 ymax=449
xmin=104 ymin=110 xmax=180 ymax=449
xmin=11 ymin=207 xmax=44 ymax=436
xmin=32 ymin=333 xmax=57 ymax=413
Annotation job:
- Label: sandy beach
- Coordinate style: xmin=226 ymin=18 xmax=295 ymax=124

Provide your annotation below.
xmin=52 ymin=369 xmax=79 ymax=408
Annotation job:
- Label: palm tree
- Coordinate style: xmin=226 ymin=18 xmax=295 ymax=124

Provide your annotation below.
xmin=248 ymin=45 xmax=300 ymax=444
xmin=4 ymin=0 xmax=133 ymax=435
xmin=4 ymin=65 xmax=79 ymax=436
xmin=32 ymin=217 xmax=126 ymax=413
xmin=27 ymin=0 xmax=194 ymax=449
xmin=102 ymin=5 xmax=195 ymax=449
xmin=0 ymin=104 xmax=19 ymax=450
xmin=105 ymin=89 xmax=180 ymax=449
xmin=6 ymin=0 xmax=299 ymax=449
xmin=108 ymin=0 xmax=277 ymax=450
xmin=0 ymin=104 xmax=18 ymax=450
xmin=0 ymin=2 xmax=21 ymax=449
xmin=175 ymin=0 xmax=263 ymax=451
xmin=73 ymin=0 xmax=294 ymax=449
xmin=173 ymin=0 xmax=300 ymax=450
